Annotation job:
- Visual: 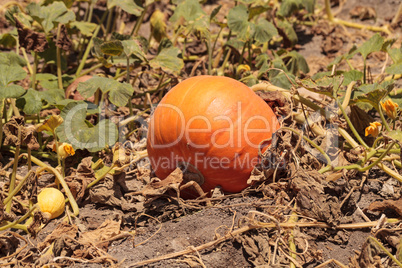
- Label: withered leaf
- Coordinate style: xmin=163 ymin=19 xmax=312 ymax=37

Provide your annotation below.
xmin=38 ymin=222 xmax=78 ymax=251
xmin=15 ymin=17 xmax=48 ymax=53
xmin=3 ymin=116 xmax=39 ymax=149
xmin=0 ymin=232 xmax=20 ymax=257
xmin=53 ymin=24 xmax=72 ymax=51
xmin=367 ymin=198 xmax=402 ymax=217
xmin=90 ymin=173 xmax=138 ymax=211
xmin=65 ymin=157 xmax=95 ymax=202
xmin=141 ymin=168 xmax=183 ymax=197
xmin=27 ymin=211 xmax=45 ymax=237
xmin=291 ymin=169 xmax=341 ymax=226
xmin=79 ymin=219 xmax=121 ymax=245
xmin=255 ymin=90 xmax=290 ymax=116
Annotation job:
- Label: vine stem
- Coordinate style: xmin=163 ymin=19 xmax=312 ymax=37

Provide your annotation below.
xmin=324 ymin=0 xmax=391 ymax=34
xmin=131 ymin=5 xmax=148 ymax=36
xmin=337 ymin=98 xmax=369 ymax=149
xmin=26 ymin=155 xmax=79 ymax=216
xmin=3 ymin=170 xmax=35 ymax=206
xmin=76 ymin=10 xmax=108 ymax=77
xmin=31 ymin=52 xmax=39 ymax=90
xmin=56 ymin=24 xmax=63 ymax=90
xmin=0 ymin=205 xmax=38 ymax=232
xmin=368 ymin=237 xmax=402 ymax=267
xmin=6 ymin=127 xmax=21 ymax=213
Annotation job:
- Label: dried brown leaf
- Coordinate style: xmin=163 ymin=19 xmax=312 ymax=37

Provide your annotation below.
xmin=53 ymin=24 xmax=72 ymax=51
xmin=38 ymin=222 xmax=78 ymax=251
xmin=15 ymin=18 xmax=48 ymax=53
xmin=79 ymin=219 xmax=121 ymax=245
xmin=141 ymin=168 xmax=183 ymax=197
xmin=2 ymin=116 xmax=39 ymax=149
xmin=65 ymin=157 xmax=95 ymax=202
xmin=367 ymin=198 xmax=402 ymax=217
xmin=291 ymin=169 xmax=341 ymax=226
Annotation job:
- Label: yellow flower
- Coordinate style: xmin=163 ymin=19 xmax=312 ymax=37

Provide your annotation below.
xmin=36 ymin=115 xmax=64 ymax=133
xmin=53 ymin=142 xmax=75 ymax=159
xmin=381 ymin=99 xmax=399 ymax=120
xmin=365 ymin=122 xmax=381 ymax=137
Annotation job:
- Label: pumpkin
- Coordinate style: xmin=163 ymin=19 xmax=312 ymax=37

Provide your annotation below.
xmin=37 ymin=188 xmax=65 ymax=220
xmin=147 ymin=75 xmax=280 ymax=194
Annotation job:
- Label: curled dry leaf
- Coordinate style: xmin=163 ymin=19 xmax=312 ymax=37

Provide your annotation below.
xmin=140 ymin=168 xmax=183 ymax=198
xmin=291 ymin=169 xmax=341 ymax=226
xmin=79 ymin=218 xmax=121 ymax=246
xmin=255 ymin=90 xmax=291 ymax=117
xmin=90 ymin=173 xmax=140 ymax=212
xmin=0 ymin=231 xmax=20 ymax=258
xmin=236 ymin=234 xmax=271 ymax=266
xmin=367 ymin=198 xmax=402 ymax=217
xmin=349 ymin=6 xmax=377 ymax=20
xmin=37 ymin=222 xmax=78 ymax=251
xmin=65 ymin=157 xmax=95 ymax=202
xmin=15 ymin=18 xmax=48 ymax=53
xmin=3 ymin=116 xmax=39 ymax=149
xmin=53 ymin=24 xmax=72 ymax=51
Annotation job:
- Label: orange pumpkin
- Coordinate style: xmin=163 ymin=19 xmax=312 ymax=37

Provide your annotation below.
xmin=147 ymin=75 xmax=280 ymax=194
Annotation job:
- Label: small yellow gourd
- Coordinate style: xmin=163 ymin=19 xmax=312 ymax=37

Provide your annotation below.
xmin=37 ymin=188 xmax=65 ymax=220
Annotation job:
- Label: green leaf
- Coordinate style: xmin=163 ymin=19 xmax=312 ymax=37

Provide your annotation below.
xmin=0 ymin=51 xmax=26 ymax=67
xmin=256 ymin=54 xmax=270 ymax=77
xmin=70 ymin=21 xmax=97 ymax=36
xmin=387 ymin=47 xmax=402 ymax=64
xmin=301 ymin=0 xmax=315 ymax=13
xmin=16 ymin=88 xmax=42 ymax=114
xmin=0 ymin=84 xmax=25 ymax=99
xmin=342 ymin=70 xmax=363 ymax=85
xmin=283 ymin=51 xmax=309 ymax=75
xmin=253 ymin=18 xmax=277 ymax=43
xmin=107 ymin=0 xmax=143 ymax=16
xmin=36 ymin=73 xmax=73 ymax=90
xmin=356 ymin=33 xmax=384 ymax=60
xmin=5 ymin=5 xmax=20 ymax=26
xmin=122 ymin=39 xmax=147 ymax=62
xmin=353 ymin=82 xmax=394 ymax=108
xmin=386 ymin=130 xmax=402 ymax=141
xmin=100 ymin=40 xmax=124 ymax=56
xmin=0 ymin=33 xmax=17 ymax=48
xmin=150 ymin=46 xmax=184 ymax=75
xmin=279 ymin=0 xmax=300 ymax=17
xmin=27 ymin=2 xmax=75 ymax=33
xmin=77 ymin=76 xmax=134 ymax=107
xmin=297 ymin=76 xmax=343 ymax=97
xmin=0 ymin=64 xmax=26 ymax=87
xmin=276 ymin=19 xmax=297 ymax=46
xmin=170 ymin=0 xmax=206 ymax=23
xmin=56 ymin=101 xmax=118 ymax=152
xmin=227 ymin=5 xmax=253 ymax=41
xmin=385 ymin=62 xmax=402 ymax=75
xmin=248 ymin=6 xmax=270 ymax=20
xmin=269 ymin=72 xmax=295 ymax=90
xmin=210 ymin=5 xmax=222 ymax=22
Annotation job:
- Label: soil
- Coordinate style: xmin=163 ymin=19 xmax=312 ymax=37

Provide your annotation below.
xmin=1 ymin=0 xmax=402 ymax=267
